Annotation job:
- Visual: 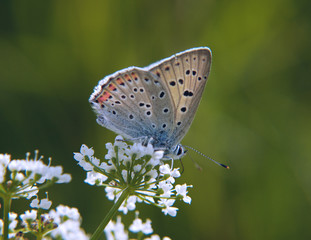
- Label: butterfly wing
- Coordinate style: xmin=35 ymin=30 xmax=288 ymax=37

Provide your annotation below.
xmin=89 ymin=67 xmax=176 ymax=146
xmin=145 ymin=47 xmax=212 ymax=146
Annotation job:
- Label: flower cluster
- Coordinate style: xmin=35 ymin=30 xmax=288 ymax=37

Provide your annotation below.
xmin=43 ymin=205 xmax=89 ymax=240
xmin=0 ymin=205 xmax=88 ymax=239
xmin=74 ymin=136 xmax=192 ymax=217
xmin=104 ymin=211 xmax=171 ymax=240
xmin=0 ymin=151 xmax=71 ymax=200
xmin=0 ymin=151 xmax=74 ymax=239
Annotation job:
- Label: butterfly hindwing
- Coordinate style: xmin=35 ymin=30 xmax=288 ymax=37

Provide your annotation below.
xmin=89 ymin=67 xmax=176 ymax=143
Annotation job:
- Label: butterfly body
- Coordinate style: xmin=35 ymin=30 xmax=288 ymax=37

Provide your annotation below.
xmin=89 ymin=47 xmax=212 ymax=159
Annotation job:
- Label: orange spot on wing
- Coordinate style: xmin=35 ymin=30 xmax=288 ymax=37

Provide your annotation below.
xmin=116 ymin=78 xmax=124 ymax=85
xmin=131 ymin=72 xmax=138 ymax=80
xmin=108 ymin=83 xmax=116 ymax=91
xmin=124 ymin=74 xmax=131 ymax=82
xmin=97 ymin=91 xmax=111 ymax=103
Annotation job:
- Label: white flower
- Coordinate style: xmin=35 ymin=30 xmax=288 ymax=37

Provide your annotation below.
xmin=104 ymin=216 xmax=128 ymax=240
xmin=20 ymin=210 xmax=37 ymax=225
xmin=144 ymin=235 xmax=160 ymax=240
xmin=73 ymin=152 xmax=83 ymax=162
xmin=30 ymin=197 xmax=52 ymax=210
xmin=50 ymin=219 xmax=89 ymax=240
xmin=45 ymin=166 xmax=72 ymax=183
xmin=149 ymin=150 xmax=164 ymax=166
xmin=12 ymin=172 xmax=25 ymax=181
xmin=74 ymin=145 xmax=95 ymax=171
xmin=129 ymin=217 xmax=153 ymax=235
xmin=159 ymin=164 xmax=181 ymax=184
xmin=85 ymin=171 xmax=108 ymax=185
xmin=0 ymin=164 xmax=6 ymax=183
xmin=158 ymin=181 xmax=173 ymax=198
xmin=78 ymin=159 xmax=94 ymax=171
xmin=47 ymin=205 xmax=87 ymax=240
xmin=74 ymin=152 xmax=94 ymax=171
xmin=52 ymin=205 xmax=81 ymax=222
xmin=23 ymin=186 xmax=39 ymax=199
xmin=29 ymin=198 xmax=40 ymax=208
xmin=119 ymin=196 xmax=137 ymax=214
xmin=6 ymin=151 xmax=71 ymax=190
xmin=158 ymin=199 xmax=178 ymax=217
xmin=99 ymin=161 xmax=115 ymax=172
xmin=91 ymin=156 xmax=100 ymax=167
xmin=0 ymin=153 xmax=10 ymax=166
xmin=126 ymin=142 xmax=154 ymax=160
xmin=9 ymin=212 xmax=18 ymax=230
xmin=80 ymin=144 xmax=94 ymax=157
xmin=175 ymin=184 xmax=192 ymax=204
xmin=105 ymin=187 xmax=121 ymax=201
xmin=146 ymin=169 xmax=158 ymax=179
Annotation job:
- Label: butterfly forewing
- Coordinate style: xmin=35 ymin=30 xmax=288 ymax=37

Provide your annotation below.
xmin=146 ymin=47 xmax=212 ymax=145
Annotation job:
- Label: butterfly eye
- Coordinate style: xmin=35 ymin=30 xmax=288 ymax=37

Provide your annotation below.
xmin=175 ymin=145 xmax=183 ymax=156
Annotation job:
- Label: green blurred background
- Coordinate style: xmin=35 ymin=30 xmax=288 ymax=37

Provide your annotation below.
xmin=1 ymin=0 xmax=310 ymax=239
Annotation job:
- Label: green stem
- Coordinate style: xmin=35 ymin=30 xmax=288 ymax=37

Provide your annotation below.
xmin=2 ymin=195 xmax=12 ymax=240
xmin=90 ymin=187 xmax=131 ymax=240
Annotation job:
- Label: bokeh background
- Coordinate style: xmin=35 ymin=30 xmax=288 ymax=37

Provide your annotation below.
xmin=1 ymin=0 xmax=310 ymax=239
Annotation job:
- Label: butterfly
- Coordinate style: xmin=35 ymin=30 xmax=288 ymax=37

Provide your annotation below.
xmin=89 ymin=47 xmax=212 ymax=160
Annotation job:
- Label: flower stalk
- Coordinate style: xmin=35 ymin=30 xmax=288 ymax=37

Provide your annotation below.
xmin=91 ymin=186 xmax=131 ymax=240
xmin=2 ymin=194 xmax=12 ymax=240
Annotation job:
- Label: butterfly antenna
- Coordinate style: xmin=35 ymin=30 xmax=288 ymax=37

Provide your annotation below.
xmin=183 ymin=145 xmax=230 ymax=169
